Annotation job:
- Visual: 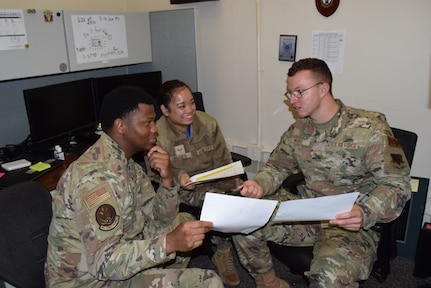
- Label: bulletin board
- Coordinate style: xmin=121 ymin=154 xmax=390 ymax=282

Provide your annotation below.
xmin=0 ymin=9 xmax=69 ymax=81
xmin=63 ymin=11 xmax=152 ymax=72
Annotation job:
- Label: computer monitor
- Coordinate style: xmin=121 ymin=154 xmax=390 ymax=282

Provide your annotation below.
xmin=23 ymin=78 xmax=98 ymax=152
xmin=92 ymin=71 xmax=163 ymax=119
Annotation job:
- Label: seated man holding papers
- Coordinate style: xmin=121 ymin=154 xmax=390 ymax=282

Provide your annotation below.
xmin=230 ymin=58 xmax=411 ymax=288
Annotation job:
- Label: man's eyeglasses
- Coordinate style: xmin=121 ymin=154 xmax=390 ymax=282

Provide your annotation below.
xmin=284 ymin=82 xmax=323 ymax=100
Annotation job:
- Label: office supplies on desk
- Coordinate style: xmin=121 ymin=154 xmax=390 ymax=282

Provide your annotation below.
xmin=1 ymin=159 xmax=31 ymax=171
xmin=29 ymin=162 xmax=51 ymax=172
xmin=0 ymin=154 xmax=62 ymax=189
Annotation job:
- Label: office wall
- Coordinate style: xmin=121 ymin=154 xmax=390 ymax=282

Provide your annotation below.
xmin=134 ymin=1 xmax=431 ymax=182
xmin=132 ymin=0 xmax=431 ymax=221
xmin=132 ymin=1 xmax=431 ymax=163
xmin=0 ymin=5 xmax=197 ymax=149
xmin=1 ymin=1 xmax=430 ymax=214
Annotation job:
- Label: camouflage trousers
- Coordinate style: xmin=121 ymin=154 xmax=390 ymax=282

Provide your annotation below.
xmin=232 ymin=221 xmax=380 ymax=288
xmin=92 ymin=213 xmax=223 ymax=288
xmin=107 ymin=267 xmax=223 ymax=288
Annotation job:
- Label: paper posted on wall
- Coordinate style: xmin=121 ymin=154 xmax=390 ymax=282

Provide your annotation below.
xmin=189 ymin=160 xmax=244 ymax=184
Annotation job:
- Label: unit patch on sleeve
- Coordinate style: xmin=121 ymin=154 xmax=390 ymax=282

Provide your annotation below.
xmin=95 ymin=204 xmax=119 ymax=231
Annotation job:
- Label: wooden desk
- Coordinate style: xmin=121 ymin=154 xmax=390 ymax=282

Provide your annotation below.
xmin=36 ymin=153 xmax=80 ymax=191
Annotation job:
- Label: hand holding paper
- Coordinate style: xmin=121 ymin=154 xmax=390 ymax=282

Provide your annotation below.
xmin=200 ymin=192 xmax=359 ymax=234
xmin=189 ymin=161 xmax=244 ymax=184
xmin=200 ymin=192 xmax=278 ymax=234
xmin=271 ymin=192 xmax=359 ymax=223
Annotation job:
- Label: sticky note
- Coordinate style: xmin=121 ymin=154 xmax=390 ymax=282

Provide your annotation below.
xmin=410 ymin=178 xmax=419 ymax=193
xmin=29 ymin=162 xmax=51 ymax=172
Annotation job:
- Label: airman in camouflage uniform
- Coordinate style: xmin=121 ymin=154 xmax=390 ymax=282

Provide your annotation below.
xmin=154 ymin=80 xmax=241 ymax=286
xmin=156 ymin=111 xmax=238 ymax=206
xmin=232 ymin=58 xmax=411 ymax=288
xmin=44 ymin=86 xmax=223 ymax=288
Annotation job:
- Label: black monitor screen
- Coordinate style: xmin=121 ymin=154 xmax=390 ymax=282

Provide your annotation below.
xmin=23 ymin=78 xmax=98 ymax=148
xmin=92 ymin=71 xmax=162 ymax=119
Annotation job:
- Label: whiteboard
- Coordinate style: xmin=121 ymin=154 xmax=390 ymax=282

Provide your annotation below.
xmin=63 ymin=11 xmax=152 ymax=72
xmin=0 ymin=9 xmax=69 ymax=81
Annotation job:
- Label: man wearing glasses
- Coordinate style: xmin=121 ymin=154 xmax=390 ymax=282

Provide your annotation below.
xmin=232 ymin=58 xmax=411 ymax=287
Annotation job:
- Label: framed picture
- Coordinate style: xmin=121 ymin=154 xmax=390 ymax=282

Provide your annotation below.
xmin=279 ymin=35 xmax=297 ymax=62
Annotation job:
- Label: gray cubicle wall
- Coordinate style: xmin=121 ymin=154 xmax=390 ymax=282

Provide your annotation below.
xmin=146 ymin=8 xmax=198 ymax=92
xmin=0 ymin=8 xmax=198 ymax=148
xmin=0 ymin=9 xmax=69 ymax=81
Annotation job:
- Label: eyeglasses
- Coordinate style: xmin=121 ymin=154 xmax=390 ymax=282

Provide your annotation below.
xmin=284 ymin=82 xmax=323 ymax=100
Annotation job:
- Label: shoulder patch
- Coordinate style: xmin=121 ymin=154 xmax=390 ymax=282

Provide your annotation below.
xmin=390 ymin=153 xmax=406 ymax=168
xmin=95 ymin=204 xmax=119 ymax=231
xmin=388 ymin=136 xmax=402 ymax=148
xmin=84 ymin=187 xmax=111 ymax=209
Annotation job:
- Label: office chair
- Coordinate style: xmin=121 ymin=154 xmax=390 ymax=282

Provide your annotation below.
xmin=0 ymin=181 xmax=52 ymax=288
xmin=268 ymin=127 xmax=417 ymax=284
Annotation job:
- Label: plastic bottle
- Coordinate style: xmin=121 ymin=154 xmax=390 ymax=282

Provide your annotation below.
xmin=54 ymin=145 xmax=65 ymax=160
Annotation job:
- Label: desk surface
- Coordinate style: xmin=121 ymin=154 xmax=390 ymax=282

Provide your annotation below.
xmin=35 ymin=153 xmax=80 ymax=191
xmin=0 ymin=153 xmax=79 ymax=191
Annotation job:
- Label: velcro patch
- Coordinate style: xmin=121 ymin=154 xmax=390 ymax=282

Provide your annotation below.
xmin=84 ymin=187 xmax=111 ymax=209
xmin=95 ymin=204 xmax=119 ymax=231
xmin=388 ymin=136 xmax=402 ymax=148
xmin=391 ymin=153 xmax=405 ymax=167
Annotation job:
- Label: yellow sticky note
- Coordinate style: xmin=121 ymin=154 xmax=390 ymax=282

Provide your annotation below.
xmin=29 ymin=162 xmax=51 ymax=172
xmin=410 ymin=178 xmax=419 ymax=193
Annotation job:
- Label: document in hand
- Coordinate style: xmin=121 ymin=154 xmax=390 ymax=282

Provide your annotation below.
xmin=189 ymin=160 xmax=244 ymax=184
xmin=200 ymin=192 xmax=359 ymax=234
xmin=271 ymin=192 xmax=359 ymax=223
xmin=200 ymin=192 xmax=278 ymax=234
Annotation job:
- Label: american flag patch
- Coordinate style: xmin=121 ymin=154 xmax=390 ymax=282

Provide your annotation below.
xmin=84 ymin=187 xmax=111 ymax=209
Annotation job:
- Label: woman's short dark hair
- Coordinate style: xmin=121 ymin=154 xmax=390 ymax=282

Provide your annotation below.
xmin=157 ymin=80 xmax=192 ymax=108
xmin=99 ymin=85 xmax=154 ymax=132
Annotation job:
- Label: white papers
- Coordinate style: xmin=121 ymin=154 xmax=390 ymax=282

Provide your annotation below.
xmin=0 ymin=10 xmax=28 ymax=51
xmin=312 ymin=30 xmax=345 ymax=75
xmin=200 ymin=192 xmax=359 ymax=234
xmin=190 ymin=161 xmax=244 ymax=184
xmin=271 ymin=192 xmax=359 ymax=223
xmin=200 ymin=192 xmax=278 ymax=234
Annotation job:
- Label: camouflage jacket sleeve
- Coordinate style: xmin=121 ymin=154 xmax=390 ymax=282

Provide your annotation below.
xmin=254 ymin=105 xmax=411 ymax=230
xmin=253 ymin=127 xmax=300 ymax=197
xmin=196 ymin=118 xmax=238 ymax=192
xmin=157 ymin=111 xmax=238 ymax=193
xmin=65 ymin=162 xmax=179 ymax=281
xmin=355 ymin=125 xmax=411 ymax=229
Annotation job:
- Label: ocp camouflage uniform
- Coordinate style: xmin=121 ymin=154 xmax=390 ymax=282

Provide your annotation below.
xmin=232 ymin=100 xmax=411 ymax=288
xmin=44 ymin=132 xmax=223 ymax=288
xmin=156 ymin=111 xmax=239 ymax=206
xmin=156 ymin=110 xmax=239 ymax=248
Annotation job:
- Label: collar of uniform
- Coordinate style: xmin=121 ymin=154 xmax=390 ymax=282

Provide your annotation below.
xmin=99 ymin=132 xmax=128 ymax=163
xmin=159 ymin=112 xmax=206 ymax=142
